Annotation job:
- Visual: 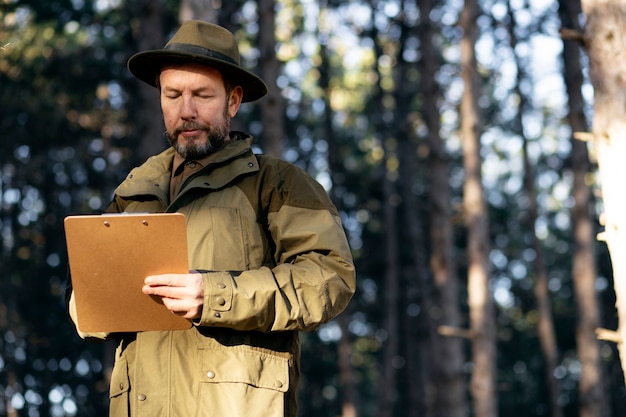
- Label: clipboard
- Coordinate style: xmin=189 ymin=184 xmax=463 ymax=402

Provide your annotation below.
xmin=64 ymin=213 xmax=192 ymax=333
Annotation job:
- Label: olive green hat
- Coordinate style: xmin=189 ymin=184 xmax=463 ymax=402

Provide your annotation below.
xmin=127 ymin=20 xmax=268 ymax=103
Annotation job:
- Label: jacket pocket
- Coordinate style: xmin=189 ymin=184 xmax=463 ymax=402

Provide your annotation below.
xmin=186 ymin=205 xmax=251 ymax=271
xmin=109 ymin=356 xmax=130 ymax=417
xmin=197 ymin=347 xmax=289 ymax=417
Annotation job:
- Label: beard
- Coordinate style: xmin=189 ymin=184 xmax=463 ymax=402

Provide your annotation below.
xmin=165 ymin=107 xmax=231 ymax=160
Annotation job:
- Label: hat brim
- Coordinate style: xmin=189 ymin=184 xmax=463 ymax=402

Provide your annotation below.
xmin=128 ymin=50 xmax=268 ymax=103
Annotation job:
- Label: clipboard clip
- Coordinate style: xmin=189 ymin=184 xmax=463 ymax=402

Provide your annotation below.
xmin=102 ymin=212 xmax=152 ymax=227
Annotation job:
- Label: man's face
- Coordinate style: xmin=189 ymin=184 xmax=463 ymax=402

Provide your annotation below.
xmin=159 ymin=63 xmax=243 ymax=160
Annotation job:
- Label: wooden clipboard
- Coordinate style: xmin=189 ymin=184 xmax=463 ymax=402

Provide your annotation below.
xmin=64 ymin=213 xmax=192 ymax=333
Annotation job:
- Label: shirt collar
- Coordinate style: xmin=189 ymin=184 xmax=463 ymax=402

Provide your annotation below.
xmin=171 ymin=142 xmax=228 ymax=176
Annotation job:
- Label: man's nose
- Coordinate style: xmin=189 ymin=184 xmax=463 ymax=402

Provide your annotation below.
xmin=180 ymin=96 xmax=196 ymax=120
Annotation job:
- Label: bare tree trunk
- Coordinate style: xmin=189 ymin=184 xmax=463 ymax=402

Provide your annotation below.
xmin=390 ymin=3 xmax=433 ymax=415
xmin=407 ymin=273 xmax=427 ymax=417
xmin=5 ymin=369 xmax=18 ymax=417
xmin=459 ymin=1 xmax=497 ymax=416
xmin=418 ymin=0 xmax=467 ymax=415
xmin=397 ymin=111 xmax=431 ymax=417
xmin=568 ymin=1 xmax=618 ymax=416
xmin=134 ymin=0 xmax=166 ymax=163
xmin=317 ymin=5 xmax=358 ymax=415
xmin=581 ymin=0 xmax=626 ymax=385
xmin=257 ymin=0 xmax=285 ymax=158
xmin=505 ymin=5 xmax=563 ymax=417
xmin=217 ymin=0 xmax=241 ymax=32
xmin=379 ymin=164 xmax=400 ymax=417
xmin=366 ymin=5 xmax=400 ymax=415
xmin=179 ymin=0 xmax=217 ymax=23
xmin=523 ymin=152 xmax=563 ymax=417
xmin=338 ymin=314 xmax=358 ymax=417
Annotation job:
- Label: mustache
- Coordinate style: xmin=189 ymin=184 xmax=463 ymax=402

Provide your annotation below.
xmin=172 ymin=121 xmax=210 ymax=137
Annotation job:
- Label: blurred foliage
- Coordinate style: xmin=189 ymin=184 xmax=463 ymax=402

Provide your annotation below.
xmin=0 ymin=0 xmax=624 ymax=416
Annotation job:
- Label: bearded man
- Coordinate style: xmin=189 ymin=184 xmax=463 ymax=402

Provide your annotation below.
xmin=68 ymin=20 xmax=355 ymax=417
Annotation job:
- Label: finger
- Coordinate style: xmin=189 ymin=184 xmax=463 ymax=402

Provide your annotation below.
xmin=145 ymin=274 xmax=184 ymax=287
xmin=160 ymin=297 xmax=202 ymax=319
xmin=160 ymin=297 xmax=184 ymax=312
xmin=142 ymin=284 xmax=186 ymax=299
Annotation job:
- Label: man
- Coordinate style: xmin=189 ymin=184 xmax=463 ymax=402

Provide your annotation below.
xmin=68 ymin=20 xmax=355 ymax=417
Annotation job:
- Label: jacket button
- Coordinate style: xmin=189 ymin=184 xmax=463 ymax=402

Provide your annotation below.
xmin=119 ymin=383 xmax=124 ymax=390
xmin=216 ymin=296 xmax=226 ymax=306
xmin=217 ymin=283 xmax=226 ymax=289
xmin=275 ymin=381 xmax=283 ymax=389
xmin=207 ymin=371 xmax=215 ymax=379
xmin=214 ymin=312 xmax=221 ymax=318
xmin=137 ymin=394 xmax=147 ymax=401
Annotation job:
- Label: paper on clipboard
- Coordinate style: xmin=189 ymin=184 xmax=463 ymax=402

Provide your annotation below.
xmin=64 ymin=212 xmax=192 ymax=333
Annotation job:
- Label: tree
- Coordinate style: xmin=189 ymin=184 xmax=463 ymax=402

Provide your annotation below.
xmin=367 ymin=2 xmax=401 ymax=413
xmin=579 ymin=0 xmax=626 ymax=391
xmin=418 ymin=0 xmax=467 ymax=414
xmin=506 ymin=4 xmax=563 ymax=417
xmin=257 ymin=0 xmax=286 ymax=158
xmin=131 ymin=0 xmax=168 ymax=163
xmin=317 ymin=3 xmax=359 ymax=416
xmin=459 ymin=0 xmax=498 ymax=416
xmin=560 ymin=1 xmax=611 ymax=416
xmin=179 ymin=0 xmax=217 ymax=22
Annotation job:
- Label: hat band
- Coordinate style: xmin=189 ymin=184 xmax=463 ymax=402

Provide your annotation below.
xmin=164 ymin=43 xmax=239 ymax=66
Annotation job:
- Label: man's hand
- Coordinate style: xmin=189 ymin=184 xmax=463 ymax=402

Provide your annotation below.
xmin=142 ymin=273 xmax=204 ymax=320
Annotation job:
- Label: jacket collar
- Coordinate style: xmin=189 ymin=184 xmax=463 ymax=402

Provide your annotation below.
xmin=114 ymin=133 xmax=259 ymax=206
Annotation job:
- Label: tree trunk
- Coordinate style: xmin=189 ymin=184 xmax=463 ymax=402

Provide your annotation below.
xmin=257 ymin=0 xmax=285 ymax=158
xmin=506 ymin=5 xmax=563 ymax=417
xmin=338 ymin=314 xmax=358 ymax=417
xmin=573 ymin=1 xmax=621 ymax=415
xmin=317 ymin=5 xmax=358 ymax=415
xmin=459 ymin=1 xmax=498 ymax=416
xmin=398 ymin=114 xmax=431 ymax=417
xmin=581 ymin=0 xmax=626 ymax=384
xmin=217 ymin=0 xmax=242 ymax=32
xmin=379 ymin=160 xmax=400 ymax=417
xmin=179 ymin=0 xmax=217 ymax=23
xmin=391 ymin=4 xmax=432 ymax=416
xmin=134 ymin=0 xmax=166 ymax=163
xmin=367 ymin=5 xmax=400 ymax=415
xmin=418 ymin=0 xmax=467 ymax=415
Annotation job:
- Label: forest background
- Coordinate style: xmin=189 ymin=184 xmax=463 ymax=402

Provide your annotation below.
xmin=1 ymin=0 xmax=625 ymax=416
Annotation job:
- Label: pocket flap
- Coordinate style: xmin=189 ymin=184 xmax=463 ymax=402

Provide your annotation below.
xmin=201 ymin=348 xmax=289 ymax=393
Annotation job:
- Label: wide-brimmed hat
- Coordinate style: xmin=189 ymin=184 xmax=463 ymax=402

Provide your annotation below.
xmin=127 ymin=20 xmax=268 ymax=103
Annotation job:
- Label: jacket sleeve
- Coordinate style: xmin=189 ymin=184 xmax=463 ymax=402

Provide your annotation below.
xmin=67 ymin=291 xmax=112 ymax=341
xmin=196 ymin=164 xmax=356 ymax=332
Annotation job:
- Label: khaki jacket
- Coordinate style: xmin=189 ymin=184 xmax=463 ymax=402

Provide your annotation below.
xmin=69 ymin=134 xmax=355 ymax=417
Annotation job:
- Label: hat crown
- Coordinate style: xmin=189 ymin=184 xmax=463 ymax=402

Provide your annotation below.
xmin=166 ymin=20 xmax=241 ymax=65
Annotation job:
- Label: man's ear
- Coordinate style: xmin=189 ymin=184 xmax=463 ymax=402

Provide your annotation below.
xmin=228 ymin=86 xmax=244 ymax=117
